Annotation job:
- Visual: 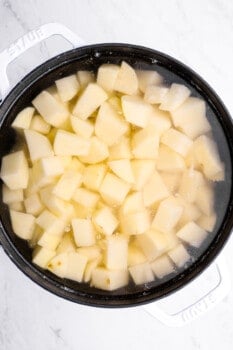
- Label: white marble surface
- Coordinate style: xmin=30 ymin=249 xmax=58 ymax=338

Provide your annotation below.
xmin=1 ymin=0 xmax=233 ymax=349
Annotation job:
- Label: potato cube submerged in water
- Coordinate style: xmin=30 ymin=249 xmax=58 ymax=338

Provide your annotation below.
xmin=2 ymin=61 xmax=225 ymax=292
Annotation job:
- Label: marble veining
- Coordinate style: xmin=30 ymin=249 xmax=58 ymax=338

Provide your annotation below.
xmin=1 ymin=0 xmax=233 ymax=349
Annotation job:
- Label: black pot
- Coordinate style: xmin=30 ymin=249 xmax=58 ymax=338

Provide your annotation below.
xmin=0 ymin=43 xmax=233 ymax=307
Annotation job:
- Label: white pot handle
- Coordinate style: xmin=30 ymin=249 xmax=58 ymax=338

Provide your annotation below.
xmin=0 ymin=22 xmax=85 ymax=100
xmin=143 ymin=254 xmax=230 ymax=326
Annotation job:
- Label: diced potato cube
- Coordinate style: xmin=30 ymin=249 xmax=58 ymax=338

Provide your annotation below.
xmin=109 ymin=136 xmax=132 ymax=160
xmin=37 ymin=156 xmax=64 ymax=177
xmin=54 ymin=130 xmax=90 ymax=157
xmin=129 ymin=262 xmax=154 ymax=285
xmin=185 ymin=146 xmax=200 ymax=169
xmin=84 ymin=257 xmax=102 ymax=283
xmin=73 ymin=83 xmax=108 ymax=120
xmin=122 ymin=192 xmax=144 ymax=214
xmin=142 ymin=170 xmax=170 ymax=207
xmin=152 ymin=197 xmax=183 ymax=232
xmin=91 ymin=267 xmax=129 ymax=291
xmin=148 ymin=107 xmax=171 ymax=135
xmin=77 ymin=246 xmax=101 ymax=261
xmin=72 ymin=218 xmax=96 ymax=247
xmin=24 ymin=193 xmax=44 ymax=216
xmin=128 ymin=244 xmax=147 ymax=266
xmin=157 ymin=145 xmax=186 ymax=172
xmin=2 ymin=185 xmax=23 ymax=204
xmin=151 ymin=255 xmax=174 ymax=278
xmin=166 ymin=231 xmax=180 ymax=250
xmin=171 ymin=97 xmax=211 ymax=139
xmin=99 ymin=173 xmax=131 ymax=206
xmin=159 ymin=83 xmax=190 ymax=111
xmin=159 ymin=172 xmax=180 ymax=192
xmin=79 ymin=136 xmax=109 ymax=164
xmin=176 ymin=196 xmax=201 ymax=226
xmin=52 ymin=169 xmax=82 ymax=201
xmin=144 ymin=85 xmax=169 ymax=104
xmin=105 ymin=236 xmax=128 ymax=270
xmin=83 ymin=164 xmax=107 ymax=191
xmin=114 ymin=61 xmax=138 ymax=95
xmin=108 ymin=96 xmax=122 ymax=114
xmin=108 ymin=159 xmax=134 ymax=183
xmin=73 ymin=202 xmax=94 ymax=219
xmin=93 ymin=206 xmax=118 ymax=236
xmin=161 ymin=128 xmax=193 ymax=157
xmin=195 ymin=183 xmax=214 ymax=216
xmin=47 ymin=252 xmax=68 ymax=277
xmin=55 ymin=74 xmax=80 ymax=102
xmin=95 ymin=102 xmax=129 ymax=146
xmin=136 ymin=69 xmax=162 ymax=92
xmin=176 ymin=221 xmax=207 ymax=248
xmin=9 ymin=201 xmax=24 ymax=211
xmin=57 ymin=232 xmax=76 ymax=254
xmin=136 ymin=229 xmax=168 ymax=260
xmin=194 ymin=135 xmax=225 ymax=181
xmin=0 ymin=151 xmax=29 ymax=190
xmin=29 ymin=225 xmax=43 ymax=248
xmin=10 ymin=210 xmax=35 ymax=240
xmin=132 ymin=127 xmax=160 ymax=159
xmin=70 ymin=116 xmax=94 ymax=138
xmin=77 ymin=70 xmax=95 ymax=87
xmin=196 ymin=213 xmax=217 ymax=232
xmin=73 ymin=188 xmax=99 ymax=208
xmin=168 ymin=244 xmax=190 ymax=268
xmin=32 ymin=91 xmax=69 ymax=127
xmin=36 ymin=210 xmax=66 ymax=236
xmin=68 ymin=158 xmax=85 ymax=173
xmin=121 ymin=96 xmax=153 ymax=127
xmin=32 ymin=246 xmax=56 ymax=268
xmin=30 ymin=115 xmax=51 ymax=134
xmin=24 ymin=129 xmax=53 ymax=162
xmin=97 ymin=64 xmax=120 ymax=91
xmin=63 ymin=252 xmax=88 ymax=282
xmin=12 ymin=107 xmax=35 ymax=129
xmin=38 ymin=232 xmax=61 ymax=250
xmin=178 ymin=169 xmax=204 ymax=203
xmin=131 ymin=160 xmax=155 ymax=191
xmin=120 ymin=210 xmax=151 ymax=235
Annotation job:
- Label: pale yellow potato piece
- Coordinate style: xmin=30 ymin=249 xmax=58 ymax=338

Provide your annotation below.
xmin=10 ymin=210 xmax=35 ymax=240
xmin=84 ymin=257 xmax=102 ymax=283
xmin=99 ymin=173 xmax=131 ymax=206
xmin=129 ymin=262 xmax=154 ymax=285
xmin=30 ymin=115 xmax=51 ymax=134
xmin=157 ymin=145 xmax=186 ymax=172
xmin=54 ymin=130 xmax=90 ymax=157
xmin=73 ymin=83 xmax=108 ymax=120
xmin=24 ymin=129 xmax=54 ymax=162
xmin=159 ymin=172 xmax=180 ymax=192
xmin=105 ymin=236 xmax=128 ymax=270
xmin=73 ymin=188 xmax=99 ymax=208
xmin=131 ymin=160 xmax=155 ymax=191
xmin=147 ymin=107 xmax=171 ymax=135
xmin=36 ymin=209 xmax=66 ymax=237
xmin=121 ymin=95 xmax=153 ymax=128
xmin=32 ymin=246 xmax=56 ymax=269
xmin=95 ymin=102 xmax=129 ymax=146
xmin=12 ymin=107 xmax=35 ymax=129
xmin=195 ymin=183 xmax=214 ymax=216
xmin=176 ymin=221 xmax=207 ymax=248
xmin=77 ymin=246 xmax=101 ymax=261
xmin=128 ymin=245 xmax=147 ymax=267
xmin=161 ymin=128 xmax=193 ymax=157
xmin=144 ymin=85 xmax=169 ymax=104
xmin=142 ymin=170 xmax=170 ymax=207
xmin=72 ymin=218 xmax=96 ymax=247
xmin=159 ymin=83 xmax=190 ymax=111
xmin=64 ymin=252 xmax=88 ymax=282
xmin=97 ymin=64 xmax=120 ymax=91
xmin=132 ymin=127 xmax=160 ymax=159
xmin=109 ymin=136 xmax=132 ymax=160
xmin=136 ymin=69 xmax=162 ymax=92
xmin=9 ymin=201 xmax=24 ymax=212
xmin=152 ymin=196 xmax=183 ymax=232
xmin=47 ymin=252 xmax=69 ymax=278
xmin=196 ymin=213 xmax=217 ymax=232
xmin=171 ymin=97 xmax=211 ymax=139
xmin=91 ymin=267 xmax=129 ymax=291
xmin=32 ymin=90 xmax=69 ymax=127
xmin=52 ymin=169 xmax=82 ymax=201
xmin=178 ymin=169 xmax=204 ymax=203
xmin=93 ymin=206 xmax=118 ymax=236
xmin=136 ymin=229 xmax=168 ymax=261
xmin=168 ymin=244 xmax=190 ymax=268
xmin=79 ymin=136 xmax=109 ymax=164
xmin=24 ymin=193 xmax=44 ymax=216
xmin=120 ymin=210 xmax=151 ymax=235
xmin=114 ymin=61 xmax=138 ymax=95
xmin=77 ymin=70 xmax=95 ymax=88
xmin=70 ymin=116 xmax=94 ymax=138
xmin=2 ymin=185 xmax=23 ymax=204
xmin=108 ymin=159 xmax=134 ymax=183
xmin=1 ymin=151 xmax=29 ymax=190
xmin=38 ymin=232 xmax=61 ymax=250
xmin=176 ymin=195 xmax=201 ymax=226
xmin=83 ymin=164 xmax=107 ymax=191
xmin=57 ymin=232 xmax=76 ymax=254
xmin=121 ymin=192 xmax=144 ymax=214
xmin=55 ymin=74 xmax=80 ymax=102
xmin=151 ymin=255 xmax=174 ymax=278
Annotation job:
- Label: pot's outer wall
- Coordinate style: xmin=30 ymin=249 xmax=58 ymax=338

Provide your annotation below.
xmin=0 ymin=44 xmax=232 ymax=307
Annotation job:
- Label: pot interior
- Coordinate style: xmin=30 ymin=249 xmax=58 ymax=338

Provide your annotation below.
xmin=0 ymin=44 xmax=232 ymax=306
